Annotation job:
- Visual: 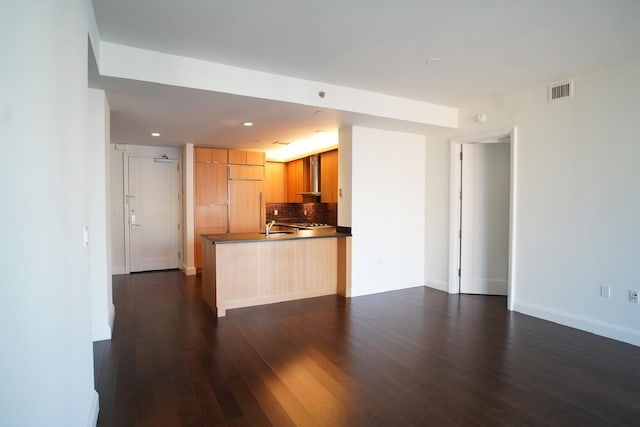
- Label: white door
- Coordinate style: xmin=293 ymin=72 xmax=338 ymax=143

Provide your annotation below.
xmin=459 ymin=143 xmax=510 ymax=294
xmin=128 ymin=156 xmax=181 ymax=272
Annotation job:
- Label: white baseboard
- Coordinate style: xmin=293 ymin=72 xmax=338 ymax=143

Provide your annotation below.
xmin=108 ymin=303 xmax=115 ymax=332
xmin=111 ymin=265 xmax=125 ymax=275
xmin=92 ymin=304 xmax=115 ymax=342
xmin=86 ymin=390 xmax=99 ymax=427
xmin=425 ymin=278 xmax=449 ymax=292
xmin=513 ymin=301 xmax=640 ymax=347
xmin=183 ymin=264 xmax=196 ymax=276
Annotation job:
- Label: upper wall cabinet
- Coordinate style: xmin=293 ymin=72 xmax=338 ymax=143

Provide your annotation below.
xmin=265 ymin=161 xmax=287 ymax=203
xmin=195 ymin=147 xmax=228 ymax=164
xmin=228 ymin=150 xmax=265 ymax=166
xmin=320 ymin=149 xmax=338 ymax=203
xmin=286 ymin=158 xmax=308 ymax=203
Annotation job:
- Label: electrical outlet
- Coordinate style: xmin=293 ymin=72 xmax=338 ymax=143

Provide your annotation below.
xmin=274 ymin=209 xmax=278 ymax=216
xmin=629 ymin=290 xmax=639 ymax=304
xmin=600 ymin=285 xmax=611 ymax=298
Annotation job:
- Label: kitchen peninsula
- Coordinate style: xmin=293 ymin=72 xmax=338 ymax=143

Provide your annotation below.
xmin=201 ymin=228 xmax=351 ymax=316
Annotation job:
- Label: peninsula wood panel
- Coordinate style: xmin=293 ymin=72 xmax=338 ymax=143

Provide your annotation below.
xmin=195 ymin=227 xmax=227 ymax=270
xmin=209 ymin=237 xmax=338 ymax=316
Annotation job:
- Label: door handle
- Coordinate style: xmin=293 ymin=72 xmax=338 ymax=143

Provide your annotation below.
xmin=259 ymin=192 xmax=263 ymax=230
xmin=131 ymin=214 xmax=141 ymax=228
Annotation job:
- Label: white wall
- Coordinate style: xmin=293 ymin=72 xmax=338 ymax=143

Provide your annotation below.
xmin=0 ymin=1 xmax=98 ymax=426
xmin=425 ymin=57 xmax=640 ymax=346
xmin=337 ymin=128 xmax=353 ymax=227
xmin=110 ymin=146 xmax=126 ymax=274
xmin=182 ymin=143 xmax=196 ymax=275
xmin=88 ymin=89 xmax=114 ymax=341
xmin=344 ymin=127 xmax=426 ymax=297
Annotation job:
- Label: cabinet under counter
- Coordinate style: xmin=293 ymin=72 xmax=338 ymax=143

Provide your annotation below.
xmin=201 ymin=231 xmax=351 ymax=316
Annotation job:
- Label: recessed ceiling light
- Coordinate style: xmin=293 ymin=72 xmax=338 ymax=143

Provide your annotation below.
xmin=425 ymin=57 xmax=441 ymax=65
xmin=151 ymin=132 xmax=160 ymax=137
xmin=242 ymin=122 xmax=254 ymax=127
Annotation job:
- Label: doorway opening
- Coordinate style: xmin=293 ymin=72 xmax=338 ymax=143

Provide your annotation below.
xmin=448 ymin=128 xmax=518 ymax=310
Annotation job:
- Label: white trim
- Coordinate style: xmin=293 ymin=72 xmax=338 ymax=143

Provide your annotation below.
xmin=122 ymin=145 xmax=183 ymax=273
xmin=514 ymin=301 xmax=640 ymax=347
xmin=86 ymin=390 xmax=99 ymax=427
xmin=448 ymin=142 xmax=462 ymax=294
xmin=123 ymin=151 xmax=130 ymax=274
xmin=91 ymin=305 xmax=114 ymax=342
xmin=448 ymin=127 xmax=518 ymax=311
xmin=183 ymin=265 xmax=197 ymax=276
xmin=108 ymin=303 xmax=115 ymax=332
xmin=425 ymin=279 xmax=449 ymax=292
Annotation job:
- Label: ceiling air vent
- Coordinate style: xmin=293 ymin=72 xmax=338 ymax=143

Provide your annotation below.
xmin=548 ymin=80 xmax=573 ymax=102
xmin=272 ymin=141 xmax=290 ymax=145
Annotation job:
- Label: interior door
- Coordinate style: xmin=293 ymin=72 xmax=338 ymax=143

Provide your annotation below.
xmin=459 ymin=143 xmax=510 ymax=295
xmin=128 ymin=156 xmax=181 ymax=272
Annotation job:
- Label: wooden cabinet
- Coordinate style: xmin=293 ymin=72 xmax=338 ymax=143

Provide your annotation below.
xmin=265 ymin=161 xmax=287 ymax=203
xmin=229 ymin=164 xmax=264 ymax=180
xmin=194 ymin=147 xmax=228 ymax=269
xmin=320 ymin=149 xmax=338 ymax=203
xmin=195 ymin=147 xmax=227 ymax=163
xmin=228 ymin=149 xmax=264 ymax=166
xmin=286 ymin=158 xmax=308 ymax=203
xmin=229 ymin=179 xmax=265 ymax=233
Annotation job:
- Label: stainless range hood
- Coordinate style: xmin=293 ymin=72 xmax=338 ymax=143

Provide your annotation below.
xmin=297 ymin=154 xmax=321 ymax=196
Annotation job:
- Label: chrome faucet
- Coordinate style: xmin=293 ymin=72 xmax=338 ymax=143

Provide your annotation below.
xmin=265 ymin=219 xmax=275 ymax=237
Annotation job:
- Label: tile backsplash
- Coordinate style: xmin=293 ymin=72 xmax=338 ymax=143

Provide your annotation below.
xmin=266 ymin=203 xmax=337 ymax=225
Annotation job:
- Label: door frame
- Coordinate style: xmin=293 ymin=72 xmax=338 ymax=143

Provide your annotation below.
xmin=122 ymin=145 xmax=182 ymax=274
xmin=448 ymin=127 xmax=518 ymax=310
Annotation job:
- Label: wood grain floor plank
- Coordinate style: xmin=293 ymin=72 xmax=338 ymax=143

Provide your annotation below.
xmin=95 ymin=271 xmax=640 ymax=427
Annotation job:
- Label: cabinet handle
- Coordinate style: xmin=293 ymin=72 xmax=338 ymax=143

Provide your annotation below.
xmin=259 ymin=192 xmax=263 ymax=229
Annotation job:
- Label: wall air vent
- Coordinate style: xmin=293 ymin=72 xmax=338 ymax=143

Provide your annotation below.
xmin=548 ymin=80 xmax=573 ymax=102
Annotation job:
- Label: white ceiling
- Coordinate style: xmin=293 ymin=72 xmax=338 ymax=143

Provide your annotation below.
xmin=91 ymin=0 xmax=640 ymax=151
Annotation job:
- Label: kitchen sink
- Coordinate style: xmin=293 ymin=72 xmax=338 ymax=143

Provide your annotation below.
xmin=259 ymin=230 xmax=295 ymax=235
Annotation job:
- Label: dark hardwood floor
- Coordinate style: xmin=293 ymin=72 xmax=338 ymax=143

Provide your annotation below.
xmin=94 ymin=271 xmax=640 ymax=426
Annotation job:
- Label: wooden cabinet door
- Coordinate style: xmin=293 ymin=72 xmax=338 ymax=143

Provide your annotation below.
xmin=286 ymin=159 xmax=304 ymax=202
xmin=194 ymin=149 xmax=228 ymax=269
xmin=229 ymin=180 xmax=265 ymax=233
xmin=195 ymin=147 xmax=227 ymax=163
xmin=229 ymin=149 xmax=265 ymax=165
xmin=321 ymin=150 xmax=338 ymax=203
xmin=246 ymin=151 xmax=265 ymax=165
xmin=228 ymin=149 xmax=246 ymax=165
xmin=195 ymin=162 xmax=227 ymax=206
xmin=228 ymin=165 xmax=264 ymax=180
xmin=265 ymin=162 xmax=287 ymax=203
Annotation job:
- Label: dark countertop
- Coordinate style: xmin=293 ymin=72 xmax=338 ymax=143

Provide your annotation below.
xmin=201 ymin=228 xmax=350 ymax=244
